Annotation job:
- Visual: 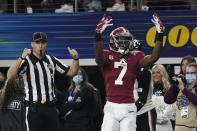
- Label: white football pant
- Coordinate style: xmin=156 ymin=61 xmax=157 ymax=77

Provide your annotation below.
xmin=101 ymin=101 xmax=137 ymax=131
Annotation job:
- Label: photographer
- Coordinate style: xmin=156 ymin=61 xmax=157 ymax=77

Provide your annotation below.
xmin=164 ymin=63 xmax=197 ymax=131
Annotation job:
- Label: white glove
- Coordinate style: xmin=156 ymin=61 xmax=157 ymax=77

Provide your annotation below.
xmin=151 ymin=13 xmax=164 ymax=33
xmin=96 ymin=14 xmax=113 ymax=34
xmin=133 ymin=39 xmax=142 ymax=50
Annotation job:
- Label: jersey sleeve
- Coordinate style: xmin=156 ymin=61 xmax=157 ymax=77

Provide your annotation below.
xmin=138 ymin=51 xmax=145 ymax=59
xmin=52 ymin=56 xmax=70 ymax=74
xmin=18 ymin=59 xmax=28 ymax=75
xmin=136 ymin=51 xmax=145 ymax=68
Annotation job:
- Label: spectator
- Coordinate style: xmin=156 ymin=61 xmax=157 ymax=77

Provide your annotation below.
xmin=180 ymin=55 xmax=196 ymax=75
xmin=94 ymin=13 xmax=164 ymax=131
xmin=0 ymin=75 xmax=26 ymax=131
xmin=106 ymin=0 xmax=125 ymax=11
xmin=6 ymin=32 xmax=79 ymax=131
xmin=164 ymin=63 xmax=197 ymax=131
xmin=0 ymin=72 xmax=6 ymax=90
xmin=152 ymin=64 xmax=176 ymax=131
xmin=55 ymin=0 xmax=74 ymax=13
xmin=59 ymin=67 xmax=95 ymax=131
xmin=87 ymin=0 xmax=102 ymax=12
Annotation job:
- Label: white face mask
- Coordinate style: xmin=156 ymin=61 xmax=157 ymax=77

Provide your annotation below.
xmin=185 ymin=74 xmax=196 ymax=84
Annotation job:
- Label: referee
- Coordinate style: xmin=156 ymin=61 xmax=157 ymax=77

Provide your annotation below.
xmin=7 ymin=32 xmax=79 ymax=131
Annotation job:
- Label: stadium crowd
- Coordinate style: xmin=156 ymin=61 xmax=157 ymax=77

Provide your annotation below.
xmin=0 ymin=0 xmax=197 ymax=13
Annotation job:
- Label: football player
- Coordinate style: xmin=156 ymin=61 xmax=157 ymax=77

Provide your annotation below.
xmin=94 ymin=13 xmax=164 ymax=131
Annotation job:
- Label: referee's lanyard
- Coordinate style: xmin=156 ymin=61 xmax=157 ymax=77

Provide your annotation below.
xmin=181 ymin=86 xmax=195 ymax=105
xmin=68 ymin=85 xmax=81 ymax=102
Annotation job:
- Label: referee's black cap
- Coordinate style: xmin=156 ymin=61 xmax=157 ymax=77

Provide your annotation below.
xmin=32 ymin=32 xmax=47 ymax=43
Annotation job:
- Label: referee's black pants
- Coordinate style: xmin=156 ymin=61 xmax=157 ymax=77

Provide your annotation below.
xmin=136 ymin=108 xmax=157 ymax=131
xmin=26 ymin=104 xmax=59 ymax=131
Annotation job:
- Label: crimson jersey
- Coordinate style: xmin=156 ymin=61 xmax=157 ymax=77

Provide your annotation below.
xmin=102 ymin=49 xmax=145 ymax=103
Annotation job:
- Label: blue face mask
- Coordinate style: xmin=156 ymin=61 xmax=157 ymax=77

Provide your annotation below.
xmin=186 ymin=74 xmax=196 ymax=84
xmin=72 ymin=75 xmax=83 ymax=84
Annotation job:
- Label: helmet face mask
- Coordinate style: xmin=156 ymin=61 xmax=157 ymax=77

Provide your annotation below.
xmin=115 ymin=36 xmax=133 ymax=48
xmin=109 ymin=27 xmax=134 ymax=54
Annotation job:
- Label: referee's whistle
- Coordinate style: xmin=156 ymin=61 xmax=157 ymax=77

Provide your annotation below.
xmin=40 ymin=50 xmax=42 ymax=57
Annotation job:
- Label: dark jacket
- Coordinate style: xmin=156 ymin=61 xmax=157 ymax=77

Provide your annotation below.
xmin=59 ymin=84 xmax=93 ymax=126
xmin=0 ymin=95 xmax=26 ymax=131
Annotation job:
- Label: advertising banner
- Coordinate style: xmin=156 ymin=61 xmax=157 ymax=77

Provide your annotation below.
xmin=0 ymin=11 xmax=196 ymax=65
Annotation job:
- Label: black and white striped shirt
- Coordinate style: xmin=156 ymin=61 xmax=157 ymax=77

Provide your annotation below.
xmin=18 ymin=53 xmax=69 ymax=102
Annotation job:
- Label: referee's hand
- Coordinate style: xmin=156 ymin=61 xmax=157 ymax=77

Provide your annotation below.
xmin=67 ymin=47 xmax=79 ymax=60
xmin=21 ymin=48 xmax=31 ymax=58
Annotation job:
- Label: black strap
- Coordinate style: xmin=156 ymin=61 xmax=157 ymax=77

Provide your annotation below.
xmin=155 ymin=33 xmax=164 ymax=42
xmin=95 ymin=32 xmax=101 ymax=42
xmin=20 ymin=55 xmax=25 ymax=60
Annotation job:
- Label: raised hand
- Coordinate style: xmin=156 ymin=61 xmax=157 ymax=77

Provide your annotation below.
xmin=177 ymin=78 xmax=185 ymax=91
xmin=21 ymin=48 xmax=31 ymax=58
xmin=151 ymin=13 xmax=164 ymax=33
xmin=67 ymin=46 xmax=79 ymax=60
xmin=96 ymin=14 xmax=113 ymax=34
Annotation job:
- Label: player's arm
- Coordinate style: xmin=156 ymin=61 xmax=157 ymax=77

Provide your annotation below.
xmin=94 ymin=14 xmax=113 ymax=68
xmin=94 ymin=33 xmax=105 ymax=68
xmin=139 ymin=13 xmax=164 ymax=68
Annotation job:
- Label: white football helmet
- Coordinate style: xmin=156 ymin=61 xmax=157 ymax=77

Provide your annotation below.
xmin=109 ymin=27 xmax=134 ymax=54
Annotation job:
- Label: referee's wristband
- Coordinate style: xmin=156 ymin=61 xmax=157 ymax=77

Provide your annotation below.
xmin=20 ymin=56 xmax=25 ymax=60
